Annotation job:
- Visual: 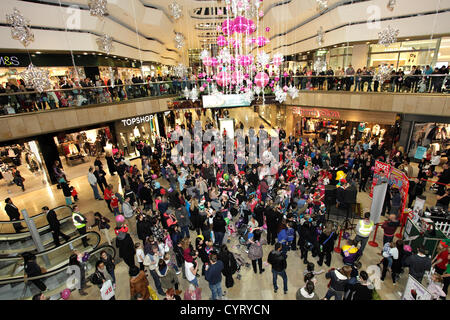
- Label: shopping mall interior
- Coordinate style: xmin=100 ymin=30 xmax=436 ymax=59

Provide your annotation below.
xmin=0 ymin=0 xmax=449 ymax=303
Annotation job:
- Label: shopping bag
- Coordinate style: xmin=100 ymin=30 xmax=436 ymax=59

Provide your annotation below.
xmin=148 ymin=285 xmax=159 ymax=300
xmin=100 ymin=280 xmax=115 ymax=300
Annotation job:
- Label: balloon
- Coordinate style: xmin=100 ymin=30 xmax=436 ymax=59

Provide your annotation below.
xmin=61 ymin=289 xmax=71 ymax=300
xmin=210 ymin=57 xmax=219 ymax=67
xmin=239 ymin=55 xmax=253 ymax=67
xmin=336 ymin=171 xmax=347 ymax=181
xmin=224 ymin=217 xmax=230 ymax=225
xmin=254 ymin=72 xmax=269 ymax=87
xmin=265 ymin=27 xmax=270 ymax=32
xmin=151 ymin=174 xmax=157 ymax=179
xmin=223 ymin=173 xmax=230 ymax=181
xmin=116 ymin=215 xmax=125 ymax=223
xmin=154 ymin=181 xmax=160 ymax=189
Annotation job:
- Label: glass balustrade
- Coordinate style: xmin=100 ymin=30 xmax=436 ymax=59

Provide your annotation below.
xmin=0 ymin=244 xmax=115 ymax=300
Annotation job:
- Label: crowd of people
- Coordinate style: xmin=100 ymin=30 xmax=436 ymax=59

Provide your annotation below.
xmin=6 ymin=114 xmax=449 ymax=300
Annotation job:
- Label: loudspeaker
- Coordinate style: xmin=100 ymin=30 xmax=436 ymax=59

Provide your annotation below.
xmin=324 ymin=185 xmax=337 ymax=204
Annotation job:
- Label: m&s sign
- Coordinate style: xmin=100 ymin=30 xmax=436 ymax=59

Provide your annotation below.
xmin=0 ymin=56 xmax=20 ymax=66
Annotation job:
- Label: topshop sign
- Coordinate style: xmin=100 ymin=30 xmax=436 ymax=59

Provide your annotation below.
xmin=121 ymin=115 xmax=155 ymax=126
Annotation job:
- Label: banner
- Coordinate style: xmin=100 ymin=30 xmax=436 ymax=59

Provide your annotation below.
xmin=402 ymin=275 xmax=432 ymax=300
xmin=414 ymin=146 xmax=427 ymax=160
xmin=370 ymin=182 xmax=388 ymax=224
xmin=369 ymin=161 xmax=391 ymax=198
xmin=389 ymin=167 xmax=410 ymax=218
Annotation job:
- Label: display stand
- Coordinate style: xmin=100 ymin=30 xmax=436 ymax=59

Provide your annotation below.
xmin=403 ymin=218 xmax=447 ymax=258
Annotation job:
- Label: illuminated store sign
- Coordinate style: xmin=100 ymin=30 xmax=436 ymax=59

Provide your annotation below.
xmin=121 ymin=115 xmax=155 ymax=126
xmin=292 ymin=107 xmax=341 ymax=119
xmin=0 ymin=56 xmax=20 ymax=66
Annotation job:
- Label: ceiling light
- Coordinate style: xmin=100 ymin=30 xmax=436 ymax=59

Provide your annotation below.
xmin=366 ymin=42 xmax=370 ymax=44
xmin=113 ymin=56 xmax=117 ymax=58
xmin=98 ymin=53 xmax=102 ymax=55
xmin=83 ymin=52 xmax=88 ymax=55
xmin=36 ymin=51 xmax=41 ymax=54
xmin=333 ymin=45 xmax=337 ymax=47
xmin=405 ymin=38 xmax=410 ymax=41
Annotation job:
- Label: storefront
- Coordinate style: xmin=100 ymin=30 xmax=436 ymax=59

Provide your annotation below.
xmin=0 ymin=140 xmax=50 ymax=198
xmin=114 ymin=114 xmax=163 ymax=159
xmin=273 ymin=106 xmax=398 ymax=148
xmin=400 ymin=114 xmax=450 ymax=161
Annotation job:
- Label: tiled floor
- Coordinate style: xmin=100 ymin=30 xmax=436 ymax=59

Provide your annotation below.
xmin=0 ymin=107 xmax=445 ymax=300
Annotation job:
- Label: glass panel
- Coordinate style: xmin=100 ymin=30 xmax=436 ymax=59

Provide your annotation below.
xmin=398 ymin=50 xmax=434 ymax=71
xmin=369 ymin=52 xmax=399 ymax=69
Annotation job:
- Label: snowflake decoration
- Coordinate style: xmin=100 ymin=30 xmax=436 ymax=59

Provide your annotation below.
xmin=189 ymin=86 xmax=199 ymax=102
xmin=313 ymin=57 xmax=326 ymax=72
xmin=88 ymin=0 xmax=109 ymax=18
xmin=243 ymin=88 xmax=254 ymax=103
xmin=274 ymin=85 xmax=287 ymax=103
xmin=168 ymin=1 xmax=183 ymax=20
xmin=287 ymin=85 xmax=299 ymax=99
xmin=218 ymin=48 xmax=232 ymax=65
xmin=317 ymin=26 xmax=324 ymax=47
xmin=254 ymin=86 xmax=262 ymax=96
xmin=96 ymin=34 xmax=114 ymax=54
xmin=109 ymin=66 xmax=115 ymax=88
xmin=316 ymin=0 xmax=328 ymax=11
xmin=378 ymin=25 xmax=399 ymax=47
xmin=19 ymin=64 xmax=52 ymax=93
xmin=183 ymin=87 xmax=190 ymax=100
xmin=174 ymin=32 xmax=185 ymax=49
xmin=387 ymin=0 xmax=396 ymax=11
xmin=200 ymin=49 xmax=210 ymax=59
xmin=374 ymin=64 xmax=391 ymax=85
xmin=6 ymin=8 xmax=34 ymax=47
xmin=256 ymin=51 xmax=270 ymax=66
xmin=174 ymin=63 xmax=188 ymax=78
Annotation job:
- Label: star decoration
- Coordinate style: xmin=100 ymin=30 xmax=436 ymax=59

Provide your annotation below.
xmin=6 ymin=8 xmax=34 ymax=47
xmin=88 ymin=0 xmax=109 ymax=18
xmin=19 ymin=64 xmax=52 ymax=93
xmin=378 ymin=25 xmax=399 ymax=47
xmin=96 ymin=34 xmax=114 ymax=54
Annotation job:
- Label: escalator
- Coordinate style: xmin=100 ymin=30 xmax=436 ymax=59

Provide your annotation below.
xmin=0 ymin=244 xmax=116 ymax=300
xmin=0 ymin=231 xmax=101 ymax=282
xmin=0 ymin=205 xmax=76 ymax=257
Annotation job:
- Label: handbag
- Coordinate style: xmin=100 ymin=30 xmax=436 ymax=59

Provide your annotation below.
xmin=148 ymin=285 xmax=159 ymax=300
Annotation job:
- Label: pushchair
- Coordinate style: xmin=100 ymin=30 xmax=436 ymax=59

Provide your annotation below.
xmin=237 ymin=223 xmax=249 ymax=245
xmin=232 ymin=251 xmax=251 ymax=280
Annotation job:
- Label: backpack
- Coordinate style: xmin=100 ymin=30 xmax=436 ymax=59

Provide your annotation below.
xmin=286 ymin=228 xmax=295 ymax=242
xmin=248 ymin=242 xmax=263 ymax=260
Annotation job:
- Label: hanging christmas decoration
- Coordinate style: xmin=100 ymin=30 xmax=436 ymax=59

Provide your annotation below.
xmin=274 ymin=85 xmax=287 ymax=103
xmin=200 ymin=49 xmax=210 ymax=60
xmin=387 ymin=0 xmax=396 ymax=11
xmin=109 ymin=66 xmax=115 ymax=88
xmin=174 ymin=32 xmax=185 ymax=49
xmin=374 ymin=64 xmax=391 ymax=85
xmin=313 ymin=57 xmax=326 ymax=72
xmin=88 ymin=0 xmax=109 ymax=18
xmin=317 ymin=26 xmax=324 ymax=47
xmin=6 ymin=8 xmax=34 ymax=47
xmin=316 ymin=0 xmax=328 ymax=11
xmin=96 ymin=34 xmax=114 ymax=54
xmin=19 ymin=64 xmax=52 ymax=93
xmin=218 ymin=48 xmax=233 ymax=65
xmin=168 ymin=1 xmax=183 ymax=20
xmin=254 ymin=86 xmax=262 ymax=96
xmin=183 ymin=87 xmax=190 ymax=100
xmin=243 ymin=88 xmax=255 ymax=103
xmin=189 ymin=86 xmax=199 ymax=102
xmin=256 ymin=51 xmax=271 ymax=66
xmin=287 ymin=85 xmax=299 ymax=99
xmin=378 ymin=25 xmax=399 ymax=47
xmin=272 ymin=53 xmax=284 ymax=67
xmin=174 ymin=63 xmax=188 ymax=78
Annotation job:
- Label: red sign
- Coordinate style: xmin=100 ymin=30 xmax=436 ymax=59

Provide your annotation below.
xmin=292 ymin=107 xmax=341 ymax=119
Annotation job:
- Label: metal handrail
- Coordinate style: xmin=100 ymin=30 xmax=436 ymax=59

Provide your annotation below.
xmin=0 ymin=205 xmax=72 ymax=225
xmin=0 ymin=244 xmax=115 ymax=285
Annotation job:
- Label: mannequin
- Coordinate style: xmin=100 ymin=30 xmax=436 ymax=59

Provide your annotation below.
xmin=372 ymin=124 xmax=381 ymax=137
xmin=129 ymin=132 xmax=136 ymax=154
xmin=120 ymin=133 xmax=129 ymax=156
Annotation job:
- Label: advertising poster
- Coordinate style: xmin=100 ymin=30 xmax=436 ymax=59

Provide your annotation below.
xmin=389 ymin=167 xmax=410 ymax=219
xmin=369 ymin=161 xmax=391 ymax=198
xmin=402 ymin=275 xmax=432 ymax=300
xmin=414 ymin=146 xmax=427 ymax=160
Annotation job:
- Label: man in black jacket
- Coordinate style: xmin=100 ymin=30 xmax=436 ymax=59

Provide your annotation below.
xmin=4 ymin=198 xmax=24 ymax=232
xmin=268 ymin=243 xmax=288 ymax=294
xmin=404 ymin=245 xmax=432 ymax=283
xmin=44 ymin=206 xmax=70 ymax=246
xmin=264 ymin=201 xmax=279 ymax=245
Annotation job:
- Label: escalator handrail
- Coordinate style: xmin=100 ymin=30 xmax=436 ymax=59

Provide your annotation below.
xmin=0 ymin=231 xmax=101 ymax=263
xmin=0 ymin=205 xmax=72 ymax=224
xmin=0 ymin=245 xmax=116 ymax=285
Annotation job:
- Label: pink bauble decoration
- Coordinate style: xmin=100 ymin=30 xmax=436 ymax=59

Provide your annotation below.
xmin=207 ymin=78 xmax=212 ymax=83
xmin=274 ymin=76 xmax=280 ymax=81
xmin=151 ymin=174 xmax=157 ymax=179
xmin=244 ymin=73 xmax=250 ymax=79
xmin=233 ymin=16 xmax=248 ymax=33
xmin=272 ymin=56 xmax=283 ymax=66
xmin=199 ymin=87 xmax=205 ymax=92
xmin=265 ymin=27 xmax=270 ymax=32
xmin=239 ymin=55 xmax=253 ymax=67
xmin=202 ymin=82 xmax=208 ymax=87
xmin=259 ymin=10 xmax=264 ymax=17
xmin=283 ymin=85 xmax=289 ymax=92
xmin=265 ymin=64 xmax=270 ymax=68
xmin=116 ymin=215 xmax=125 ymax=223
xmin=232 ymin=71 xmax=244 ymax=84
xmin=61 ymin=289 xmax=71 ymax=300
xmin=222 ymin=19 xmax=234 ymax=35
xmin=211 ymin=57 xmax=219 ymax=67
xmin=283 ymin=72 xmax=289 ymax=77
xmin=254 ymin=72 xmax=269 ymax=87
xmin=216 ymin=25 xmax=222 ymax=32
xmin=217 ymin=35 xmax=227 ymax=47
xmin=256 ymin=36 xmax=269 ymax=47
xmin=216 ymin=71 xmax=232 ymax=86
xmin=246 ymin=20 xmax=256 ymax=34
xmin=202 ymin=57 xmax=212 ymax=66
xmin=231 ymin=80 xmax=236 ymax=85
xmin=252 ymin=66 xmax=257 ymax=72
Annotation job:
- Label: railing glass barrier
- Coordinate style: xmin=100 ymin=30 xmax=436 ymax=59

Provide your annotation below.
xmin=0 ymin=231 xmax=100 ymax=281
xmin=0 ymin=244 xmax=115 ymax=300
